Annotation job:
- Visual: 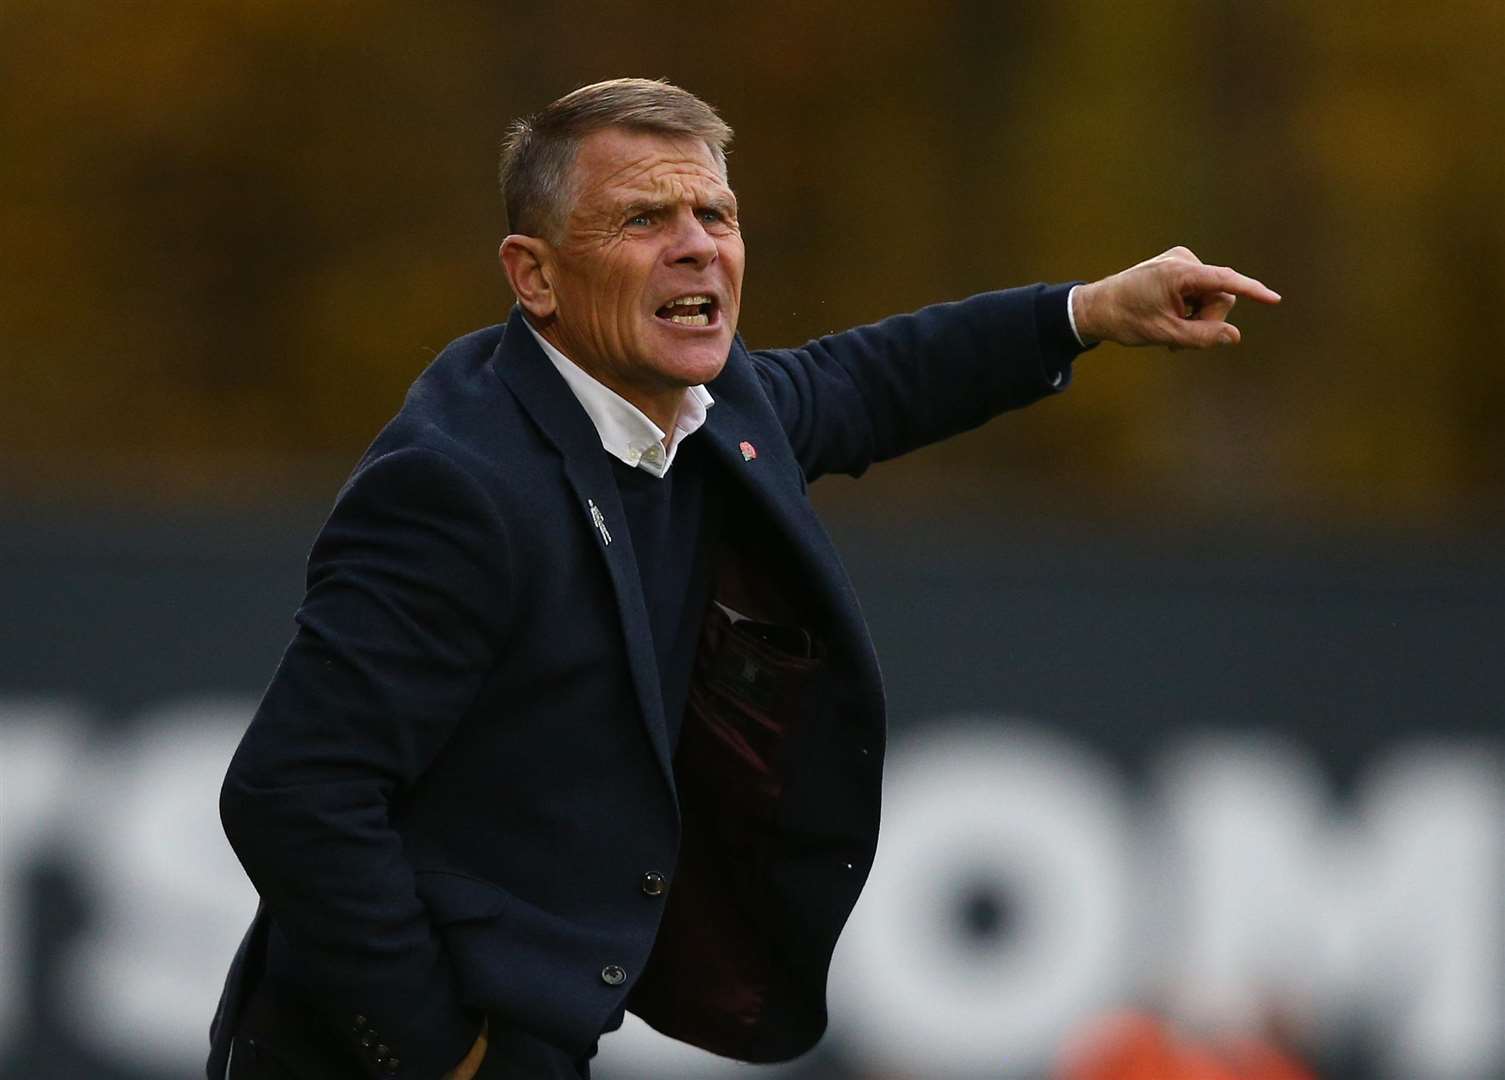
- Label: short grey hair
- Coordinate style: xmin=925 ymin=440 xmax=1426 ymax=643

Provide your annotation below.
xmin=498 ymin=78 xmax=733 ymax=242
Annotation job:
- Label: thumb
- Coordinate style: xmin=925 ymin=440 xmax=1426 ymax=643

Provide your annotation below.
xmin=1171 ymin=319 xmax=1241 ymax=350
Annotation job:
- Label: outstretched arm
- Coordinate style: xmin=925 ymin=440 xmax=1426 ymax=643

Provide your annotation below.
xmin=752 ymin=283 xmax=1084 ymax=482
xmin=1071 ymin=246 xmax=1281 ymax=350
xmin=750 ymin=249 xmax=1279 ymax=483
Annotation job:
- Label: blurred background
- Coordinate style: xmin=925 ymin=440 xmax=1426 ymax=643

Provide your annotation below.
xmin=2 ymin=2 xmax=1501 ymax=1078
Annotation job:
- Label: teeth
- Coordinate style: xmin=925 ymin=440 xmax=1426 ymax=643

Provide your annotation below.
xmin=669 ymin=313 xmax=709 ymax=326
xmin=670 ymin=295 xmax=710 ymax=305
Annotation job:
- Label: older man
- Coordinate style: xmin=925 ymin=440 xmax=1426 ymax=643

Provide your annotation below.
xmin=211 ymin=78 xmax=1278 ymax=1080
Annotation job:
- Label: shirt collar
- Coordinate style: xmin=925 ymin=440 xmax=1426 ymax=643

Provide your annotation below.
xmin=524 ymin=319 xmax=714 ymax=478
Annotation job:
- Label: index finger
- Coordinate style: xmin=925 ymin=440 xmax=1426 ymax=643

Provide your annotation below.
xmin=1185 ymin=265 xmax=1281 ymax=305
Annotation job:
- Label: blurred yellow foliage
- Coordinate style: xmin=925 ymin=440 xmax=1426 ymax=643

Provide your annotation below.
xmin=2 ymin=1 xmax=1501 ymax=528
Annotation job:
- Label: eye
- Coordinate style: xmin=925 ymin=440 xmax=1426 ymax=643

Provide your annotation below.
xmin=624 ymin=211 xmax=653 ymax=228
xmin=697 ymin=208 xmax=727 ymax=225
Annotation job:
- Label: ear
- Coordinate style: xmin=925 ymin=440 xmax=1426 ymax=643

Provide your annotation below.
xmin=499 ymin=235 xmax=557 ymax=320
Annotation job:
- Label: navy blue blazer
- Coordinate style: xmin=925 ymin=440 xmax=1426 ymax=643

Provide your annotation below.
xmin=213 ymin=284 xmax=1084 ymax=1079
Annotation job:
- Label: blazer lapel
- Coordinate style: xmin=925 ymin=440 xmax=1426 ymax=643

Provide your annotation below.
xmin=489 ymin=308 xmax=676 ymax=798
xmin=699 ymin=345 xmax=854 ymax=604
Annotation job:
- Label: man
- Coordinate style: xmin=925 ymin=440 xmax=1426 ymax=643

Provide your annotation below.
xmin=211 ymin=78 xmax=1278 ymax=1080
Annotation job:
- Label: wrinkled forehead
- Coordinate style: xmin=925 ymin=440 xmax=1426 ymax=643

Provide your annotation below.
xmin=571 ymin=127 xmax=734 ymax=213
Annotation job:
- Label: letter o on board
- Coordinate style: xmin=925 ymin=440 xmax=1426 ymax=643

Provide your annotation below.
xmin=828 ymin=718 xmax=1134 ymax=1077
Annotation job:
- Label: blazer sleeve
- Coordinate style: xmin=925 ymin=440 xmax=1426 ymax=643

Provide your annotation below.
xmin=748 ymin=282 xmax=1088 ymax=482
xmin=220 ymin=446 xmax=510 ymax=1079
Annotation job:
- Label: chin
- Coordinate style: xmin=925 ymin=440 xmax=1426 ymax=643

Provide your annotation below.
xmin=661 ymin=347 xmax=729 ymax=386
xmin=649 ymin=326 xmax=734 ymax=386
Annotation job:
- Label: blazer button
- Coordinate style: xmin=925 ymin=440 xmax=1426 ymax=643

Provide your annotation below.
xmin=600 ymin=964 xmax=627 ymax=986
xmin=640 ymin=871 xmax=667 ymax=897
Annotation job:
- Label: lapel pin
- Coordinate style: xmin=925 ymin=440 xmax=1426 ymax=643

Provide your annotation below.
xmin=739 ymin=440 xmax=757 ymax=461
xmin=588 ymin=498 xmax=612 ymax=545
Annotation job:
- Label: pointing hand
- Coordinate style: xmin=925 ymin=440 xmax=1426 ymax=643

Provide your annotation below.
xmin=1071 ymin=247 xmax=1281 ymax=350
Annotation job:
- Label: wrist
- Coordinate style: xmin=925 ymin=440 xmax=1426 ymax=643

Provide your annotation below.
xmin=1070 ymin=281 xmax=1102 ymax=345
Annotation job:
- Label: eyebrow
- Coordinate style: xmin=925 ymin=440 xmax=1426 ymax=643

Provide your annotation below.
xmin=619 ymin=200 xmax=668 ymax=218
xmin=616 ymin=192 xmax=739 ymax=218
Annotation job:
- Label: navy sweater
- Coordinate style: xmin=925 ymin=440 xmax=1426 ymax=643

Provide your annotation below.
xmin=608 ymin=433 xmax=723 ymax=750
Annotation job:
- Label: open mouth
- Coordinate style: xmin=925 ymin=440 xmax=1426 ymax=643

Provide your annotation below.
xmin=655 ymin=294 xmax=718 ymax=328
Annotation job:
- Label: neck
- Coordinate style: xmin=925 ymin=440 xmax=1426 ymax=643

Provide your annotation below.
xmin=534 ymin=320 xmax=684 ymax=441
xmin=637 ymin=393 xmax=683 ymax=447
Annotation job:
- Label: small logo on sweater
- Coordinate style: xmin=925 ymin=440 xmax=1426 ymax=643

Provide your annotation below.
xmin=588 ymin=499 xmax=612 ymax=545
xmin=739 ymin=441 xmax=757 ymax=461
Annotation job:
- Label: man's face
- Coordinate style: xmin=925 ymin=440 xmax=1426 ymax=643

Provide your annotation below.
xmin=541 ymin=127 xmax=744 ymax=403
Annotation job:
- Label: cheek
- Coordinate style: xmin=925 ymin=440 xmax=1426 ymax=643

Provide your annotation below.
xmin=590 ymin=281 xmax=638 ymax=350
xmin=723 ymin=242 xmax=747 ymax=302
xmin=722 ymin=231 xmax=746 ymax=268
xmin=606 ymin=261 xmax=654 ymax=327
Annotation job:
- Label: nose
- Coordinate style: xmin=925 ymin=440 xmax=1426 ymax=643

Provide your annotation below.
xmin=665 ymin=207 xmax=718 ymax=269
